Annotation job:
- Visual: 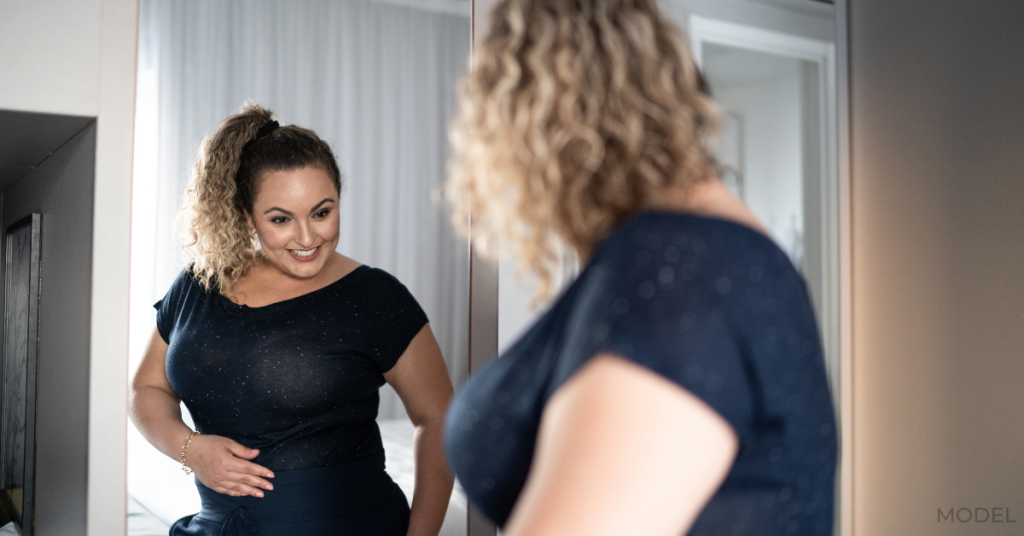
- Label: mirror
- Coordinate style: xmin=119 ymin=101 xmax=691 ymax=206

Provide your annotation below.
xmin=128 ymin=0 xmax=845 ymax=534
xmin=128 ymin=1 xmax=471 ymax=534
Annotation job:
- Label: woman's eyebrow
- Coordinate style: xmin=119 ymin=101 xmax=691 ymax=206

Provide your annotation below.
xmin=262 ymin=199 xmax=334 ymax=216
xmin=310 ymin=198 xmax=335 ymax=212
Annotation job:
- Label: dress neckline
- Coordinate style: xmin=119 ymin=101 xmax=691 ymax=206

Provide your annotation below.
xmin=595 ymin=210 xmax=781 ymax=256
xmin=216 ymin=264 xmax=369 ymax=310
xmin=633 ymin=209 xmax=771 ymax=238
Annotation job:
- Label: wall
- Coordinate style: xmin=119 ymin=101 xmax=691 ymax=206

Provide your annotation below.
xmin=0 ymin=1 xmax=102 ymax=116
xmin=849 ymin=1 xmax=1024 ymax=534
xmin=2 ymin=124 xmax=96 ymax=535
xmin=0 ymin=0 xmax=138 ymax=534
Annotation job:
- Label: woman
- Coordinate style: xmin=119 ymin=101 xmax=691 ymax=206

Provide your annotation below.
xmin=130 ymin=104 xmax=454 ymax=536
xmin=443 ymin=1 xmax=837 ymax=535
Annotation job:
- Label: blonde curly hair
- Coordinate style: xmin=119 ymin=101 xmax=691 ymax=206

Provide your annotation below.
xmin=179 ymin=103 xmax=343 ymax=290
xmin=446 ymin=0 xmax=720 ymax=299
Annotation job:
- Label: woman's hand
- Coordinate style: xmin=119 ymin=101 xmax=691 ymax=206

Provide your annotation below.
xmin=131 ymin=327 xmax=275 ymax=498
xmin=186 ymin=434 xmax=276 ymax=498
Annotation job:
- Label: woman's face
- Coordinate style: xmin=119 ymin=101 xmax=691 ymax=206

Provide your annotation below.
xmin=246 ymin=167 xmax=340 ymax=280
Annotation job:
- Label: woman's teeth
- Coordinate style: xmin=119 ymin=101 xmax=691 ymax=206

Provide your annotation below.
xmin=291 ymin=247 xmax=317 ymax=257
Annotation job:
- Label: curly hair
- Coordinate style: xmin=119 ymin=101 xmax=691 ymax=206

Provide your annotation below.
xmin=446 ymin=0 xmax=720 ymax=299
xmin=178 ymin=103 xmax=343 ymax=290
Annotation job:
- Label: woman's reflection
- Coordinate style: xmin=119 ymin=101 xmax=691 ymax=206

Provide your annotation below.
xmin=129 ymin=104 xmax=454 ymax=536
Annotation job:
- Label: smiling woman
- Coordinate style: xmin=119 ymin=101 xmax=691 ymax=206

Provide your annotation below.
xmin=128 ymin=103 xmax=455 ymax=536
xmin=230 ymin=167 xmax=348 ymax=304
xmin=176 ymin=105 xmax=345 ymax=293
xmin=251 ymin=172 xmax=338 ymax=266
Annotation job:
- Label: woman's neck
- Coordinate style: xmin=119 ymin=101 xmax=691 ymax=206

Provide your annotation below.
xmin=647 ymin=177 xmax=768 ymax=237
xmin=219 ymin=251 xmax=357 ymax=306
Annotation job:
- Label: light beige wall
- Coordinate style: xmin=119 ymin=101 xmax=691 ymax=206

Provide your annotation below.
xmin=0 ymin=1 xmax=138 ymax=534
xmin=849 ymin=1 xmax=1024 ymax=534
xmin=0 ymin=0 xmax=102 ymax=116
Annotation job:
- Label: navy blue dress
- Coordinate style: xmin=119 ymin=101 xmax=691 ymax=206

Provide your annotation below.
xmin=444 ymin=212 xmax=838 ymax=535
xmin=155 ymin=264 xmax=427 ymax=535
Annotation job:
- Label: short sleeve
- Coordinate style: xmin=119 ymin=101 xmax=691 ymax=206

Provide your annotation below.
xmin=153 ymin=268 xmax=193 ymax=344
xmin=556 ymin=223 xmax=760 ymax=436
xmin=360 ymin=268 xmax=430 ymax=373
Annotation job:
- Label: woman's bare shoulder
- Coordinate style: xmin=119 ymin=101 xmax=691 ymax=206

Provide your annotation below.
xmin=330 ymin=252 xmax=363 ymax=277
xmin=221 ymin=251 xmax=363 ymax=306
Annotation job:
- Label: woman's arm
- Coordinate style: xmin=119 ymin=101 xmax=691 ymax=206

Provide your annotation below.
xmin=383 ymin=324 xmax=456 ymax=536
xmin=503 ymin=353 xmax=740 ymax=536
xmin=129 ymin=327 xmax=275 ymax=497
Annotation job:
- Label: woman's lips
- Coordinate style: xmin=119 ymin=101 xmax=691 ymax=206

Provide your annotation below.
xmin=287 ymin=246 xmax=320 ymax=262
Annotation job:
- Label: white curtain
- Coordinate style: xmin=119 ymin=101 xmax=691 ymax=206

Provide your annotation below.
xmin=131 ymin=0 xmax=471 ymax=420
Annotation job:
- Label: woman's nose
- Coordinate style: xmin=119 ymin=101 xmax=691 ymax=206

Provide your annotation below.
xmin=294 ymin=221 xmax=314 ymax=248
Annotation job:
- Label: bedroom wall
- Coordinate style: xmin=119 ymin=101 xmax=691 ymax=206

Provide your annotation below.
xmin=848 ymin=1 xmax=1024 ymax=534
xmin=0 ymin=0 xmax=138 ymax=534
xmin=1 ymin=123 xmax=97 ymax=535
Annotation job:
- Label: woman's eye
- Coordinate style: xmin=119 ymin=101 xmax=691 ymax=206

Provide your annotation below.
xmin=314 ymin=209 xmax=331 ymax=219
xmin=271 ymin=217 xmax=289 ymax=225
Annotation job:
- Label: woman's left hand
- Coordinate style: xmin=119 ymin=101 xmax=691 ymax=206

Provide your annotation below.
xmin=186 ymin=434 xmax=276 ymax=498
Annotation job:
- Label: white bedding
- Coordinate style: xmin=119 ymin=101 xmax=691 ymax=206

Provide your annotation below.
xmin=127 ymin=419 xmax=466 ymax=535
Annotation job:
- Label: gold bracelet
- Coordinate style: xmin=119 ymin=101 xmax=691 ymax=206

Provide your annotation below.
xmin=180 ymin=429 xmax=201 ymax=474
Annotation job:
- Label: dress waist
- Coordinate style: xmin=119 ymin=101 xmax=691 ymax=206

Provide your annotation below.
xmin=192 ymin=453 xmax=403 ymax=526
